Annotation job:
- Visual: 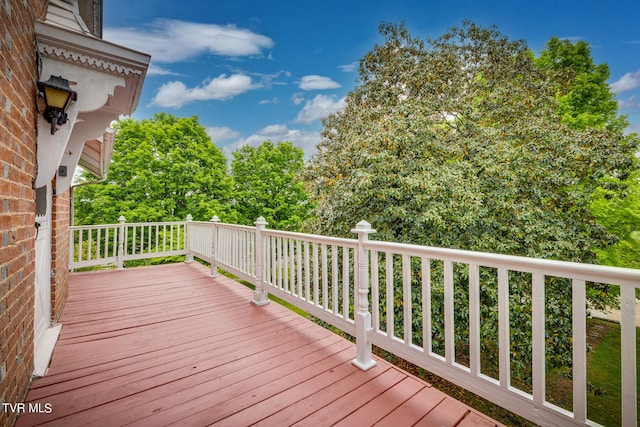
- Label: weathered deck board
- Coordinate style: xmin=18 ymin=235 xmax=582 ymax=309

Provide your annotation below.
xmin=17 ymin=262 xmax=503 ymax=426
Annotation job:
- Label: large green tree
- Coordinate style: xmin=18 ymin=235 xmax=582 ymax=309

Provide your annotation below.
xmin=307 ymin=22 xmax=636 ymax=260
xmin=536 ymin=37 xmax=640 ymax=268
xmin=535 ymin=37 xmax=623 ymax=130
xmin=75 ymin=113 xmax=234 ymax=224
xmin=304 ymin=22 xmax=639 ymax=378
xmin=230 ymin=141 xmax=311 ymax=230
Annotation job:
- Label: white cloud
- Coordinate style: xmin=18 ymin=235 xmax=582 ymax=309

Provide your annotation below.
xmin=258 ymin=97 xmax=279 ymax=105
xmin=146 ymin=63 xmax=181 ymax=76
xmin=295 ymin=94 xmax=346 ymax=124
xmin=299 ymin=75 xmax=341 ymax=90
xmin=617 ymin=96 xmax=640 ymax=110
xmin=206 ymin=126 xmax=240 ymax=143
xmin=291 ymin=93 xmax=305 ymax=105
xmin=611 ymin=69 xmax=640 ymax=94
xmin=249 ymin=70 xmax=291 ymax=88
xmin=104 ymin=19 xmax=274 ymax=63
xmin=626 ymin=122 xmax=640 ymax=136
xmin=338 ymin=62 xmax=358 ymax=72
xmin=151 ymin=74 xmax=258 ymax=108
xmin=225 ymin=124 xmax=321 ymax=158
xmin=260 ymin=124 xmax=289 ymax=136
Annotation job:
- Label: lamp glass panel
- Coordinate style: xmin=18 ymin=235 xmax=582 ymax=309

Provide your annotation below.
xmin=44 ymin=86 xmax=71 ymax=110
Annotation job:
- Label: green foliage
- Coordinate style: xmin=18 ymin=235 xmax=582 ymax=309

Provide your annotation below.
xmin=74 ymin=115 xmax=313 ymax=232
xmin=590 ymin=171 xmax=640 ymax=269
xmin=74 ymin=113 xmax=235 ymax=224
xmin=536 ymin=37 xmax=640 ymax=269
xmin=230 ymin=141 xmax=312 ymax=230
xmin=304 ymin=22 xmax=639 ymax=375
xmin=307 ymin=22 xmax=636 ymax=259
xmin=535 ymin=37 xmax=623 ymax=130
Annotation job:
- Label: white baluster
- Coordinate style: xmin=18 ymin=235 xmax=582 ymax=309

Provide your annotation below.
xmin=210 ymin=216 xmax=219 ymax=277
xmin=117 ymin=215 xmax=125 ymax=270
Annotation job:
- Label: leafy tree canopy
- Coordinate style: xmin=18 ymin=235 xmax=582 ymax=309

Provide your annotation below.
xmin=304 ymin=22 xmax=639 ymax=376
xmin=305 ymin=22 xmax=639 ymax=264
xmin=535 ymin=37 xmax=626 ymax=131
xmin=590 ymin=171 xmax=640 ymax=269
xmin=230 ymin=141 xmax=311 ymax=230
xmin=536 ymin=38 xmax=640 ymax=267
xmin=74 ymin=113 xmax=235 ymax=224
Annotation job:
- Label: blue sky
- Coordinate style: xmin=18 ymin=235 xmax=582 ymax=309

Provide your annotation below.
xmin=103 ymin=0 xmax=640 ymax=158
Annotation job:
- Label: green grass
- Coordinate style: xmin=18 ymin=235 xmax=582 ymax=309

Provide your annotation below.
xmin=585 ymin=319 xmax=639 ymax=426
xmin=546 ymin=318 xmax=640 ymax=426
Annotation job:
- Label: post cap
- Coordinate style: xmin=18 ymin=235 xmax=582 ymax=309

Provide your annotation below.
xmin=351 ymin=220 xmax=376 ymax=234
xmin=255 ymin=216 xmax=268 ymax=226
xmin=210 ymin=215 xmax=220 ymax=222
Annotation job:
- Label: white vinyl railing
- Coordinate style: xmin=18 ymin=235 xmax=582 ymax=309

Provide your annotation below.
xmin=261 ymin=225 xmax=360 ymax=336
xmin=187 ymin=218 xmax=257 ymax=283
xmin=69 ymin=223 xmax=120 ymax=269
xmin=70 ymin=216 xmax=187 ymax=269
xmin=70 ymin=216 xmax=640 ymax=426
xmin=361 ymin=239 xmax=639 ymax=427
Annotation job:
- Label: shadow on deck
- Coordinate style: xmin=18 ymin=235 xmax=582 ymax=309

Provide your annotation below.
xmin=17 ymin=262 xmax=503 ymax=426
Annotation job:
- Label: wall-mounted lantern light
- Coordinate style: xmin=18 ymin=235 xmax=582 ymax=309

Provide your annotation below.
xmin=37 ymin=75 xmax=77 ymax=135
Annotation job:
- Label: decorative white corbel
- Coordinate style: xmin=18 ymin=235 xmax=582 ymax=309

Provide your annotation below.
xmin=54 ymin=110 xmax=118 ymax=194
xmin=34 ymin=18 xmax=149 ymax=190
xmin=35 ymin=59 xmax=125 ymax=188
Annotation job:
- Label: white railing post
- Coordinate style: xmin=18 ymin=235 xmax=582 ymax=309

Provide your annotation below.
xmin=621 ymin=286 xmax=637 ymax=427
xmin=210 ymin=216 xmax=219 ymax=277
xmin=117 ymin=215 xmax=126 ymax=270
xmin=351 ymin=220 xmax=377 ymax=371
xmin=251 ymin=216 xmax=270 ymax=306
xmin=184 ymin=214 xmax=194 ymax=263
xmin=69 ymin=227 xmax=75 ymax=271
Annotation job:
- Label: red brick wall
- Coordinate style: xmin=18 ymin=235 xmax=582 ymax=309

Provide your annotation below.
xmin=0 ymin=2 xmax=48 ymax=427
xmin=51 ymin=185 xmax=69 ymax=321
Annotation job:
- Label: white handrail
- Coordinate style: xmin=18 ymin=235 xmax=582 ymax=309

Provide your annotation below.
xmin=69 ymin=218 xmax=187 ymax=270
xmin=363 ymin=240 xmax=640 ymax=288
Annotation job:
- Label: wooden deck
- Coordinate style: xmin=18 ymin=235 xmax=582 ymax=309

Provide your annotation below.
xmin=17 ymin=262 xmax=503 ymax=426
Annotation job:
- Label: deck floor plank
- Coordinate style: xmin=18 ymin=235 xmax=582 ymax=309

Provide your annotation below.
xmin=66 ymin=335 xmax=346 ymax=427
xmin=26 ymin=318 xmax=323 ymax=404
xmin=35 ymin=309 xmax=307 ymax=385
xmin=332 ymin=376 xmax=426 ymax=426
xmin=414 ymin=397 xmax=472 ymax=426
xmin=253 ymin=366 xmax=391 ymax=426
xmin=17 ymin=262 xmax=503 ymax=427
xmin=374 ymin=385 xmax=447 ymax=426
